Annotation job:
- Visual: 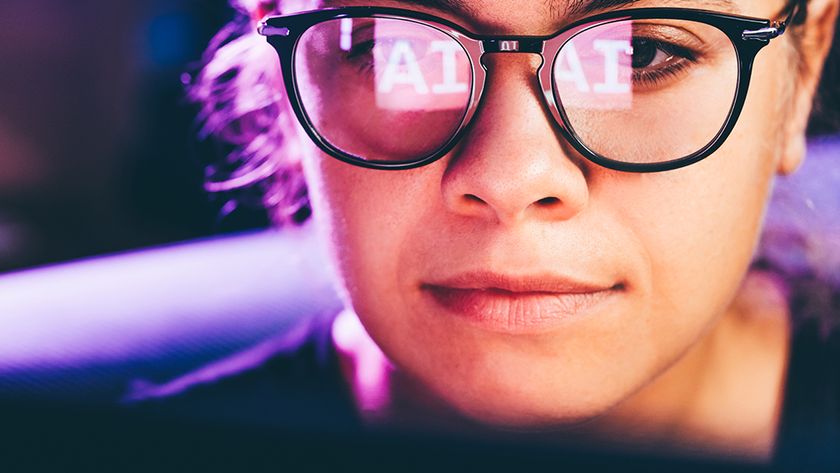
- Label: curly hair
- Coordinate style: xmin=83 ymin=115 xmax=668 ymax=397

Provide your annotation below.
xmin=186 ymin=0 xmax=317 ymax=225
xmin=187 ymin=0 xmax=837 ymax=225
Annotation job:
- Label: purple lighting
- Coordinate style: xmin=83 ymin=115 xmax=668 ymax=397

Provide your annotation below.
xmin=759 ymin=135 xmax=840 ymax=287
xmin=0 ymin=223 xmax=340 ymax=376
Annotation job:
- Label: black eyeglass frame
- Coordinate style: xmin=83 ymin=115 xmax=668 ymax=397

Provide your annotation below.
xmin=259 ymin=1 xmax=805 ymax=172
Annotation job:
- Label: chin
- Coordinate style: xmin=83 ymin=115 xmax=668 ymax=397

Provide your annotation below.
xmin=423 ymin=362 xmax=629 ymax=431
xmin=448 ymin=391 xmax=619 ymax=433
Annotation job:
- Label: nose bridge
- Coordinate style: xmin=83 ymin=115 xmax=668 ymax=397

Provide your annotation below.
xmin=440 ymin=46 xmax=590 ymax=226
xmin=476 ymin=38 xmax=561 ymax=135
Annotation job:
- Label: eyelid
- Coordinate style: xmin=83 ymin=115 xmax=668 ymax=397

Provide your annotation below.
xmin=346 ymin=19 xmax=375 ymax=39
xmin=630 ymin=22 xmax=706 ymax=48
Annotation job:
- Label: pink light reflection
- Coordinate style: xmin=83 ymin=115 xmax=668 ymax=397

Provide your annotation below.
xmin=331 ymin=308 xmax=392 ymax=414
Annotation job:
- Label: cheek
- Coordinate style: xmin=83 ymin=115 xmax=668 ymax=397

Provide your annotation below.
xmin=300 ymin=149 xmax=433 ymax=311
xmin=602 ymin=71 xmax=782 ymax=351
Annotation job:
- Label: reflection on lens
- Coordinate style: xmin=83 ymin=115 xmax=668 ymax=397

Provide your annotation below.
xmin=553 ymin=19 xmax=738 ymax=164
xmin=296 ymin=17 xmax=473 ymax=163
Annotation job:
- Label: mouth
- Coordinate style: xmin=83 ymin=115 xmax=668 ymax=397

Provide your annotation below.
xmin=420 ymin=270 xmax=623 ymax=334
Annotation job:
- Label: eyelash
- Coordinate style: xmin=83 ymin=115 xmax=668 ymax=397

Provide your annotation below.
xmin=631 ymin=38 xmax=701 ymax=87
xmin=345 ymin=40 xmax=376 ymax=61
xmin=345 ymin=39 xmax=395 ymax=75
xmin=633 ymin=59 xmax=692 ymax=87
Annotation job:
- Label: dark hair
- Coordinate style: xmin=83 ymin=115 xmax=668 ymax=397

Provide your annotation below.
xmin=186 ymin=0 xmax=316 ymax=226
xmin=809 ymin=10 xmax=840 ymax=134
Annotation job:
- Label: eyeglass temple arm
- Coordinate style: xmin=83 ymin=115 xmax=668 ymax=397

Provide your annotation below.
xmin=742 ymin=0 xmax=807 ymax=41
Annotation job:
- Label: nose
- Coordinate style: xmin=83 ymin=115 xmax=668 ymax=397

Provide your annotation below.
xmin=440 ymin=53 xmax=590 ymax=227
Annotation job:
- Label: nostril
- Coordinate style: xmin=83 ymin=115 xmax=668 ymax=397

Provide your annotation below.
xmin=536 ymin=197 xmax=560 ymax=206
xmin=465 ymin=194 xmax=484 ymax=203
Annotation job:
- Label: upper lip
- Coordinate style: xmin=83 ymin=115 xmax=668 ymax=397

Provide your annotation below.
xmin=422 ymin=270 xmax=618 ymax=294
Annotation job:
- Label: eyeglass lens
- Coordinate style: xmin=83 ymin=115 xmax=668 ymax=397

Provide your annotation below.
xmin=294 ymin=17 xmax=739 ymax=165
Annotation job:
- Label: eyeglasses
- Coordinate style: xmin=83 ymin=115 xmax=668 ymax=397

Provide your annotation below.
xmin=259 ymin=2 xmax=804 ymax=172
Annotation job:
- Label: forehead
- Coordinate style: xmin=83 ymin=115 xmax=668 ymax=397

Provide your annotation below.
xmin=319 ymin=0 xmax=772 ymax=34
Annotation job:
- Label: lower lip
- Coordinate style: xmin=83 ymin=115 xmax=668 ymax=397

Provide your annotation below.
xmin=421 ymin=285 xmax=620 ymax=334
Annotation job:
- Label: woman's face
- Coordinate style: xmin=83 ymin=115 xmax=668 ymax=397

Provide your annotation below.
xmin=298 ymin=0 xmax=813 ymax=426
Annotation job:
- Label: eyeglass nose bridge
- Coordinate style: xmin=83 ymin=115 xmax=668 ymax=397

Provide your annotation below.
xmin=473 ymin=36 xmax=569 ymax=127
xmin=451 ymin=36 xmax=579 ymax=165
xmin=464 ymin=36 xmax=585 ymax=165
xmin=481 ymin=38 xmax=545 ymax=53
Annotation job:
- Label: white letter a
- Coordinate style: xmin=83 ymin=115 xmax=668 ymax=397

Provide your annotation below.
xmin=377 ymin=41 xmax=430 ymax=95
xmin=555 ymin=41 xmax=589 ymax=92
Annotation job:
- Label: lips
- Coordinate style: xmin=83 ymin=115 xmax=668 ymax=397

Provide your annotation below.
xmin=420 ymin=270 xmax=622 ymax=334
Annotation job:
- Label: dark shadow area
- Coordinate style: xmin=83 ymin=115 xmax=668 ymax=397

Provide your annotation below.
xmin=0 ymin=0 xmax=270 ymax=273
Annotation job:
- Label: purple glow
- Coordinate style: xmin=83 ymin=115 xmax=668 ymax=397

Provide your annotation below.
xmin=759 ymin=135 xmax=840 ymax=287
xmin=0 ymin=222 xmax=340 ymax=373
xmin=123 ymin=318 xmax=315 ymax=401
xmin=331 ymin=308 xmax=392 ymax=413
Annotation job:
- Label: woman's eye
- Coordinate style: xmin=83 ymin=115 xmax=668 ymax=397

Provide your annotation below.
xmin=344 ymin=38 xmax=406 ymax=62
xmin=343 ymin=37 xmax=431 ymax=74
xmin=344 ymin=38 xmax=392 ymax=74
xmin=631 ymin=38 xmax=695 ymax=70
xmin=345 ymin=39 xmax=377 ymax=63
xmin=630 ymin=37 xmax=699 ymax=88
xmin=631 ymin=39 xmax=665 ymax=69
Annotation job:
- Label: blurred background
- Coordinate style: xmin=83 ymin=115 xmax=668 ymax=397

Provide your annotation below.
xmin=0 ymin=0 xmax=343 ymax=403
xmin=0 ymin=0 xmax=271 ymax=274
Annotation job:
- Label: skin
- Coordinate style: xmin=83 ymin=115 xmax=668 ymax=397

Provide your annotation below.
xmin=288 ymin=0 xmax=839 ymax=462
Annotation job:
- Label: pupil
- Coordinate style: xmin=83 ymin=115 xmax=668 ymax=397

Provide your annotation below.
xmin=631 ymin=39 xmax=657 ymax=69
